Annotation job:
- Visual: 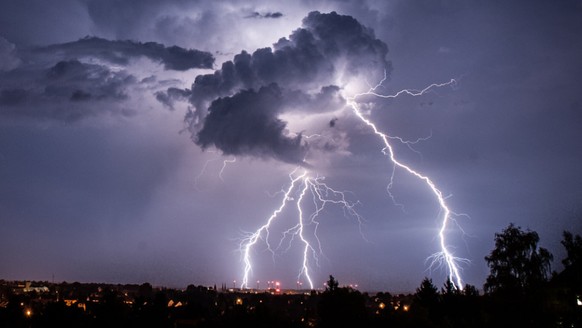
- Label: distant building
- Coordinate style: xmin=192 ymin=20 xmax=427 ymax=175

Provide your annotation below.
xmin=20 ymin=281 xmax=49 ymax=293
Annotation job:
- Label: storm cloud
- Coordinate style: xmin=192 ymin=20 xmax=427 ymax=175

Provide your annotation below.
xmin=0 ymin=34 xmax=212 ymax=121
xmin=246 ymin=11 xmax=284 ymax=19
xmin=37 ymin=36 xmax=214 ymax=71
xmin=0 ymin=59 xmax=136 ymax=121
xmin=184 ymin=11 xmax=390 ymax=164
xmin=196 ymin=84 xmax=307 ymax=164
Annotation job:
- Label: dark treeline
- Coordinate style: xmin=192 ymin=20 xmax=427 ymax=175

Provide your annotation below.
xmin=0 ymin=224 xmax=580 ymax=327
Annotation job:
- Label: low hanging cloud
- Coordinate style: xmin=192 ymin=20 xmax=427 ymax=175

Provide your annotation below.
xmin=177 ymin=11 xmax=391 ymax=164
xmin=36 ymin=36 xmax=214 ymax=71
xmin=196 ymin=84 xmax=307 ymax=164
xmin=0 ymin=34 xmax=214 ymax=121
xmin=0 ymin=59 xmax=137 ymax=121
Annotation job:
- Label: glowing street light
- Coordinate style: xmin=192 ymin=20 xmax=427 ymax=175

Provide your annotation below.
xmin=275 ymin=281 xmax=281 ymax=293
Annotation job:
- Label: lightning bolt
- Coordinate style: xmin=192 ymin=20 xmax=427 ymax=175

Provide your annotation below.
xmin=239 ymin=169 xmax=363 ymax=290
xmin=296 ymin=178 xmax=314 ymax=289
xmin=237 ymin=70 xmax=467 ymax=291
xmin=194 ymin=154 xmax=237 ymax=189
xmin=239 ymin=169 xmax=306 ymax=289
xmin=346 ymin=71 xmax=468 ymax=290
xmin=194 ymin=156 xmax=218 ymax=190
xmin=219 ymin=157 xmax=236 ymax=181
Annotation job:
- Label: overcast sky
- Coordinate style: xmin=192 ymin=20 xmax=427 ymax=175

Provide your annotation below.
xmin=1 ymin=0 xmax=581 ymax=293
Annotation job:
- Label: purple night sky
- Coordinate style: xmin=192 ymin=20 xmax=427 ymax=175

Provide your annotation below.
xmin=1 ymin=0 xmax=581 ymax=293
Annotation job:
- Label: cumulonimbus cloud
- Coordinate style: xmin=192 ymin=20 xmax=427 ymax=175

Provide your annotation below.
xmin=196 ymin=84 xmax=307 ymax=164
xmin=177 ymin=11 xmax=391 ymax=165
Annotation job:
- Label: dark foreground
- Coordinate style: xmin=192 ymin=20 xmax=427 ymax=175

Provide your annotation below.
xmin=0 ymin=276 xmax=580 ymax=328
xmin=2 ymin=226 xmax=581 ymax=327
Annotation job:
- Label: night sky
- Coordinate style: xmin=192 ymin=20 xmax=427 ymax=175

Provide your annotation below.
xmin=1 ymin=0 xmax=581 ymax=293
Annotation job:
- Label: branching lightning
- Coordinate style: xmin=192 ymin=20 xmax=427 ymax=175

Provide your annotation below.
xmin=346 ymin=71 xmax=468 ymax=290
xmin=237 ymin=71 xmax=467 ymax=291
xmin=239 ymin=169 xmax=363 ymax=290
xmin=219 ymin=157 xmax=236 ymax=181
xmin=194 ymin=155 xmax=236 ymax=188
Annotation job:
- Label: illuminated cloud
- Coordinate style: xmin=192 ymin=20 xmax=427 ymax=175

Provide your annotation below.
xmin=182 ymin=11 xmax=390 ymax=164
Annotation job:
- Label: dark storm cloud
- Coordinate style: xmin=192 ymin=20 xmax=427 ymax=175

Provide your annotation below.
xmin=185 ymin=11 xmax=390 ymax=163
xmin=246 ymin=11 xmax=284 ymax=19
xmin=37 ymin=36 xmax=214 ymax=71
xmin=0 ymin=33 xmax=203 ymax=122
xmin=0 ymin=59 xmax=136 ymax=121
xmin=196 ymin=84 xmax=306 ymax=164
xmin=192 ymin=83 xmax=346 ymax=163
xmin=190 ymin=11 xmax=388 ymax=104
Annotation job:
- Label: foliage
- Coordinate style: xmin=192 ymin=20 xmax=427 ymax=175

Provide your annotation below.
xmin=414 ymin=277 xmax=439 ymax=308
xmin=561 ymin=230 xmax=582 ymax=273
xmin=2 ymin=226 xmax=580 ymax=328
xmin=441 ymin=278 xmax=458 ymax=297
xmin=484 ymin=223 xmax=553 ymax=295
xmin=325 ymin=275 xmax=339 ymax=292
xmin=317 ymin=275 xmax=367 ymax=328
xmin=547 ymin=230 xmax=582 ymax=327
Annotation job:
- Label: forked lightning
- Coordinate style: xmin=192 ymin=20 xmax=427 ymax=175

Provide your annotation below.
xmin=239 ymin=73 xmax=467 ymax=290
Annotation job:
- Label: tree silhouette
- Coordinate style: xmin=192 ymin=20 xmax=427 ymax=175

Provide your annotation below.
xmin=325 ymin=275 xmax=339 ymax=292
xmin=441 ymin=277 xmax=459 ymax=297
xmin=410 ymin=277 xmax=442 ymax=326
xmin=483 ymin=223 xmax=554 ymax=328
xmin=462 ymin=284 xmax=479 ymax=297
xmin=550 ymin=230 xmax=582 ymax=327
xmin=484 ymin=223 xmax=553 ymax=295
xmin=414 ymin=277 xmax=439 ymax=308
xmin=317 ymin=275 xmax=366 ymax=328
xmin=561 ymin=230 xmax=582 ymax=282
